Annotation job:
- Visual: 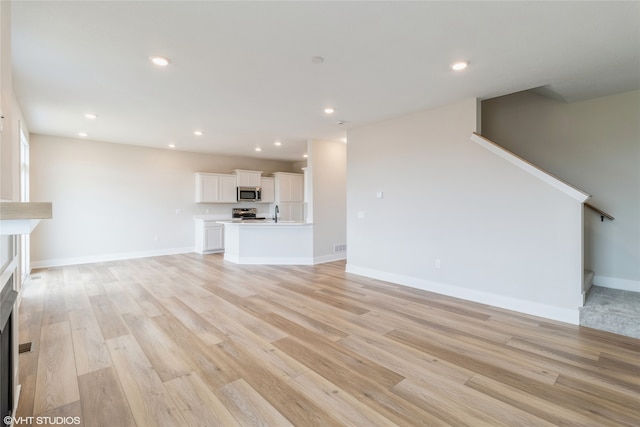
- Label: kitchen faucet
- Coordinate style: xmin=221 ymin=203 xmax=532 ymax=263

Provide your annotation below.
xmin=274 ymin=205 xmax=279 ymax=223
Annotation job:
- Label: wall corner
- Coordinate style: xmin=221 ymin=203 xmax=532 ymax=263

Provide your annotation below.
xmin=475 ymin=98 xmax=482 ymax=134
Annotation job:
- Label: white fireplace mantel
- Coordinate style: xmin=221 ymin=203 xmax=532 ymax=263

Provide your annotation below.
xmin=0 ymin=201 xmax=52 ymax=236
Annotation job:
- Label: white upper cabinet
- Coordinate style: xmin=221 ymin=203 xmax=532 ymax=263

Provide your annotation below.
xmin=233 ymin=170 xmax=262 ymax=187
xmin=260 ymin=177 xmax=275 ymax=203
xmin=219 ymin=175 xmax=238 ymax=202
xmin=195 ymin=173 xmax=238 ymax=203
xmin=274 ymin=172 xmax=304 ymax=203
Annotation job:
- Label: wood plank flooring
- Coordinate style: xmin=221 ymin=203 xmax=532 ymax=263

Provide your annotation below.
xmin=16 ymin=254 xmax=640 ymax=426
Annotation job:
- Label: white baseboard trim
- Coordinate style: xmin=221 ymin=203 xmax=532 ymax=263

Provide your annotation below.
xmin=346 ymin=264 xmax=579 ymax=325
xmin=12 ymin=383 xmax=21 ymax=426
xmin=313 ymin=253 xmax=346 ymax=265
xmin=593 ymin=275 xmax=640 ymax=292
xmin=222 ymin=252 xmax=344 ymax=266
xmin=31 ymin=247 xmax=195 ymax=269
xmin=223 ymin=254 xmax=314 ymax=265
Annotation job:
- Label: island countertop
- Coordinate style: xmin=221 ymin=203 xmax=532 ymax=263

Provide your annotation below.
xmin=216 ymin=220 xmax=311 ymax=227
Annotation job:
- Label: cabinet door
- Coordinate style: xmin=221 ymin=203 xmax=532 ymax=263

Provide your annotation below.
xmin=204 ymin=225 xmax=224 ymax=251
xmin=235 ymin=171 xmax=262 ymax=187
xmin=278 ymin=204 xmax=291 ymax=221
xmin=290 ymin=174 xmax=304 ymax=202
xmin=275 ymin=173 xmax=304 ymax=203
xmin=289 ymin=203 xmax=304 ymax=222
xmin=196 ymin=173 xmax=238 ymax=203
xmin=279 ymin=203 xmax=304 ymax=222
xmin=219 ymin=175 xmax=238 ymax=203
xmin=260 ymin=177 xmax=275 ymax=203
xmin=277 ymin=174 xmax=292 ymax=202
xmin=196 ymin=174 xmax=220 ymax=203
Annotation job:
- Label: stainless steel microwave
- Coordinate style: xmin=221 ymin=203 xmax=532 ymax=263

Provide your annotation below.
xmin=237 ymin=186 xmax=262 ymax=202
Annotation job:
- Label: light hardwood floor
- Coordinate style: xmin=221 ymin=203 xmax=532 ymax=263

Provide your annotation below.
xmin=16 ymin=254 xmax=640 ymax=426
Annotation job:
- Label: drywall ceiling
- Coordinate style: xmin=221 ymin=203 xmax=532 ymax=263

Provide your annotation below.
xmin=11 ymin=1 xmax=640 ymax=161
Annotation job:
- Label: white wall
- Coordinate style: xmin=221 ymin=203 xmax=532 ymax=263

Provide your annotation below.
xmin=0 ymin=0 xmax=17 ymax=201
xmin=30 ymin=134 xmax=296 ymax=267
xmin=346 ymin=98 xmax=584 ymax=323
xmin=482 ymin=90 xmax=640 ymax=292
xmin=308 ymin=139 xmax=347 ymax=263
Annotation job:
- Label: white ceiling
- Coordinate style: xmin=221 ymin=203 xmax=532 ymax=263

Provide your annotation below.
xmin=11 ymin=1 xmax=640 ymax=161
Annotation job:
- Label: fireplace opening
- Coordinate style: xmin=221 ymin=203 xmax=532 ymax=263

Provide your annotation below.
xmin=1 ymin=275 xmax=17 ymax=426
xmin=1 ymin=315 xmax=12 ymax=425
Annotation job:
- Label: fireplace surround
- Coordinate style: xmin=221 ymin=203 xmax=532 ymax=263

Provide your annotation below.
xmin=1 ymin=274 xmax=16 ymax=426
xmin=0 ymin=202 xmax=51 ymax=426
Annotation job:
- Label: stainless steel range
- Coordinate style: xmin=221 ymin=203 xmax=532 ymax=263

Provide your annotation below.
xmin=232 ymin=208 xmax=265 ymax=221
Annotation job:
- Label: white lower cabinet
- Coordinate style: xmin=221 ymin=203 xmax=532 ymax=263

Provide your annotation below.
xmin=195 ymin=220 xmax=224 ymax=254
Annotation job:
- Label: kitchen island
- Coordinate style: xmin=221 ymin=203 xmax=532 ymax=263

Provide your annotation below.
xmin=217 ymin=221 xmax=313 ymax=265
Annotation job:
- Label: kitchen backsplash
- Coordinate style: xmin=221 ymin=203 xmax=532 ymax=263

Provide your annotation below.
xmin=194 ymin=201 xmax=273 ymax=219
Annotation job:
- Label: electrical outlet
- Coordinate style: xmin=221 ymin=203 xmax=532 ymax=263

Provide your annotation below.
xmin=154 ymin=235 xmax=159 ymax=243
xmin=435 ymin=259 xmax=441 ymax=269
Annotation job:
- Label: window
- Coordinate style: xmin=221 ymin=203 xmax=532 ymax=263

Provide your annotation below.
xmin=20 ymin=126 xmax=30 ymax=281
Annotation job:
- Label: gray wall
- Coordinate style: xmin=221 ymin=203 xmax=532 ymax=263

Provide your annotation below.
xmin=482 ymin=90 xmax=640 ymax=291
xmin=30 ymin=134 xmax=297 ymax=267
xmin=346 ymin=98 xmax=584 ymax=323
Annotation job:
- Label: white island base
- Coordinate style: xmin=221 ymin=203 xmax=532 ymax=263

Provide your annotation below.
xmin=220 ymin=221 xmax=313 ymax=265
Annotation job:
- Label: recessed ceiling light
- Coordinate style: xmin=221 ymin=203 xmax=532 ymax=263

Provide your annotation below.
xmin=78 ymin=132 xmax=88 ymax=137
xmin=151 ymin=56 xmax=171 ymax=67
xmin=324 ymin=108 xmax=335 ymax=114
xmin=84 ymin=113 xmax=97 ymax=119
xmin=255 ymin=147 xmax=262 ymax=152
xmin=168 ymin=144 xmax=176 ymax=149
xmin=274 ymin=141 xmax=282 ymax=146
xmin=303 ymin=153 xmax=308 ymax=158
xmin=311 ymin=56 xmax=324 ymax=64
xmin=193 ymin=130 xmax=203 ymax=136
xmin=452 ymin=61 xmax=469 ymax=71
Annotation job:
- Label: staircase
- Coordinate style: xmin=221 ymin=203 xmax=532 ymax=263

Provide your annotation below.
xmin=584 ymin=270 xmax=595 ymax=291
xmin=470 ymin=133 xmax=617 ymax=318
xmin=580 ymin=284 xmax=640 ymax=339
xmin=583 ymin=269 xmax=595 ymax=304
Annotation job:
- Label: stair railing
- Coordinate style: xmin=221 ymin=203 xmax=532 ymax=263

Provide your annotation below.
xmin=585 ymin=203 xmax=614 ymax=222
